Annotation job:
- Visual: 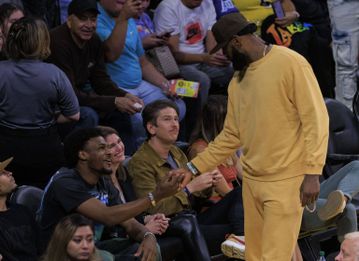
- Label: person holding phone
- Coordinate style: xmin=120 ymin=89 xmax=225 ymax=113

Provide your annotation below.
xmin=273 ymin=0 xmax=300 ymax=27
xmin=134 ymin=0 xmax=169 ymax=50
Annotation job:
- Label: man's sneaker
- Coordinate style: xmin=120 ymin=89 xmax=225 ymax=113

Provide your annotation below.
xmin=221 ymin=234 xmax=245 ymax=260
xmin=318 ymin=190 xmax=346 ymax=221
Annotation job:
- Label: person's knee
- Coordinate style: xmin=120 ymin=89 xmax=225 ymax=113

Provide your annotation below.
xmin=347 ymin=160 xmax=359 ymax=172
xmin=171 ymin=214 xmax=199 ymax=236
xmin=174 ymin=99 xmax=186 ymax=120
xmin=343 ymin=202 xmax=357 ymax=218
xmin=79 ymin=106 xmax=99 ymax=127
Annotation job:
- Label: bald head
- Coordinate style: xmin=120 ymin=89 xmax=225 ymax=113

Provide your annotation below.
xmin=335 ymin=232 xmax=359 ymax=261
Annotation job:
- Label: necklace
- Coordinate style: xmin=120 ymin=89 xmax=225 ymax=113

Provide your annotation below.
xmin=262 ymin=44 xmax=268 ymax=58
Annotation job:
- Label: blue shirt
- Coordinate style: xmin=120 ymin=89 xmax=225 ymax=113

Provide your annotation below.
xmin=0 ymin=60 xmax=79 ymax=129
xmin=96 ymin=4 xmax=145 ymax=89
xmin=59 ymin=0 xmax=72 ymax=24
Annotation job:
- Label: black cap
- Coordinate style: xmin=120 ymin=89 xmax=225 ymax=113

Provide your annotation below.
xmin=68 ymin=0 xmax=100 ymax=16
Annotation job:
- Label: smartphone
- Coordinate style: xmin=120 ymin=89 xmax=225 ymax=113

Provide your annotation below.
xmin=272 ymin=0 xmax=285 ymax=19
xmin=157 ymin=30 xmax=173 ymax=39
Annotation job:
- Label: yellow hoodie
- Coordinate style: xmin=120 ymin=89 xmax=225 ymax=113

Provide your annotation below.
xmin=192 ymin=45 xmax=329 ymax=181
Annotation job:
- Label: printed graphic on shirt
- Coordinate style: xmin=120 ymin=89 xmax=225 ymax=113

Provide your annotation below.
xmin=265 ymin=21 xmax=311 ymax=47
xmin=185 ymin=22 xmax=203 ymax=45
xmin=89 ymin=188 xmax=110 ymax=241
xmin=221 ymin=0 xmax=236 ymax=12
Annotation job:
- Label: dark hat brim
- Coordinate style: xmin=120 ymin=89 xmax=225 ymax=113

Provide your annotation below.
xmin=210 ymin=23 xmax=257 ymax=54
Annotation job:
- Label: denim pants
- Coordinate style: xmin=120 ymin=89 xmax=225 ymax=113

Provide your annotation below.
xmin=327 ymin=0 xmax=359 ymax=109
xmin=301 ymin=161 xmax=359 ymax=241
xmin=179 ymin=63 xmax=234 ymax=108
xmin=125 ymin=80 xmax=186 ymax=148
xmin=77 ymin=106 xmax=137 ymax=155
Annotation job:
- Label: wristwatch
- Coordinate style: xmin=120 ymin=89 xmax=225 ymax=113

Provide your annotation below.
xmin=186 ymin=162 xmax=200 ymax=176
xmin=147 ymin=192 xmax=156 ymax=207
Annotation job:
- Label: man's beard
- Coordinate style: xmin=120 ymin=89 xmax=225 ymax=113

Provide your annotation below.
xmin=231 ymin=47 xmax=250 ymax=71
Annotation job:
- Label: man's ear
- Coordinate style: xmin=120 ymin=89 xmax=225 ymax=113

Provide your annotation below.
xmin=78 ymin=150 xmax=88 ymax=161
xmin=66 ymin=16 xmax=73 ymax=29
xmin=232 ymin=36 xmax=241 ymax=48
xmin=147 ymin=122 xmax=156 ymax=136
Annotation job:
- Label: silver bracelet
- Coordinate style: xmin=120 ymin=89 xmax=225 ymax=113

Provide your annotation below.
xmin=143 ymin=231 xmax=156 ymax=240
xmin=305 ymin=202 xmax=316 ymax=213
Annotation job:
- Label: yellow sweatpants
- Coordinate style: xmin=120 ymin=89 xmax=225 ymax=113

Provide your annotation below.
xmin=242 ymin=175 xmax=304 ymax=261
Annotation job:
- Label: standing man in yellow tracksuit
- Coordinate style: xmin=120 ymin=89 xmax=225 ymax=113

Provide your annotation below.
xmin=176 ymin=13 xmax=329 ymax=261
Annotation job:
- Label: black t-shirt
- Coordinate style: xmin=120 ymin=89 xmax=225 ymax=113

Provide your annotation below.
xmin=38 ymin=168 xmax=120 ymax=249
xmin=0 ymin=204 xmax=40 ymax=261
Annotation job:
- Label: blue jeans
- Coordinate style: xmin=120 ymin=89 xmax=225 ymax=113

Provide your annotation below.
xmin=179 ymin=63 xmax=234 ymax=108
xmin=327 ymin=0 xmax=359 ymax=109
xmin=301 ymin=161 xmax=359 ymax=241
xmin=125 ymin=80 xmax=186 ymax=147
xmin=179 ymin=63 xmax=233 ymax=139
xmin=76 ymin=107 xmax=136 ymax=155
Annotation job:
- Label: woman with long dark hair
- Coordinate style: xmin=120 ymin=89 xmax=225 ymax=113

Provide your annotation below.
xmin=42 ymin=214 xmax=101 ymax=261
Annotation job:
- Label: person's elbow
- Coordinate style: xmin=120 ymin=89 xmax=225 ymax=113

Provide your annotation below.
xmin=104 ymin=50 xmax=119 ymax=63
xmin=103 ymin=43 xmax=122 ymax=62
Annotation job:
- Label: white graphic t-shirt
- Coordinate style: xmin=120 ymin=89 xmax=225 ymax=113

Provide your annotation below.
xmin=154 ymin=0 xmax=217 ymax=54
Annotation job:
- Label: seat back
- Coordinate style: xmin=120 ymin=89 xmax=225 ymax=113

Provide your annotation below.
xmin=324 ymin=98 xmax=359 ymax=177
xmin=9 ymin=185 xmax=44 ymax=217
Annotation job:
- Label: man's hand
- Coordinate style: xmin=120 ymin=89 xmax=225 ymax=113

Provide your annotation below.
xmin=118 ymin=0 xmax=142 ymax=21
xmin=169 ymin=168 xmax=192 ymax=189
xmin=126 ymin=92 xmax=144 ymax=108
xmin=300 ymin=174 xmax=320 ymax=207
xmin=159 ymin=81 xmax=178 ymax=98
xmin=186 ymin=172 xmax=214 ymax=194
xmin=135 ymin=234 xmax=157 ymax=261
xmin=142 ymin=34 xmax=166 ymax=49
xmin=203 ymin=52 xmax=231 ymax=67
xmin=153 ymin=171 xmax=184 ymax=200
xmin=115 ymin=93 xmax=144 ymax=115
xmin=144 ymin=213 xmax=170 ymax=235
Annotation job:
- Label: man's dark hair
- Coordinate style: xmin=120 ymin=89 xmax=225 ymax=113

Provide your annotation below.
xmin=0 ymin=3 xmax=24 ymax=29
xmin=142 ymin=99 xmax=179 ymax=139
xmin=64 ymin=128 xmax=103 ymax=168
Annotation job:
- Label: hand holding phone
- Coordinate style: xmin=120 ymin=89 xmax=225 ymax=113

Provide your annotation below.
xmin=157 ymin=30 xmax=173 ymax=39
xmin=272 ymin=0 xmax=285 ymax=19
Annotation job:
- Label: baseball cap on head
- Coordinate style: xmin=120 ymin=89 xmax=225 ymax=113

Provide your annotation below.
xmin=68 ymin=0 xmax=100 ymax=16
xmin=210 ymin=13 xmax=257 ymax=54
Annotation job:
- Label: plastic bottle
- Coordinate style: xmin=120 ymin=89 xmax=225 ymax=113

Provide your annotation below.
xmin=317 ymin=251 xmax=327 ymax=261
